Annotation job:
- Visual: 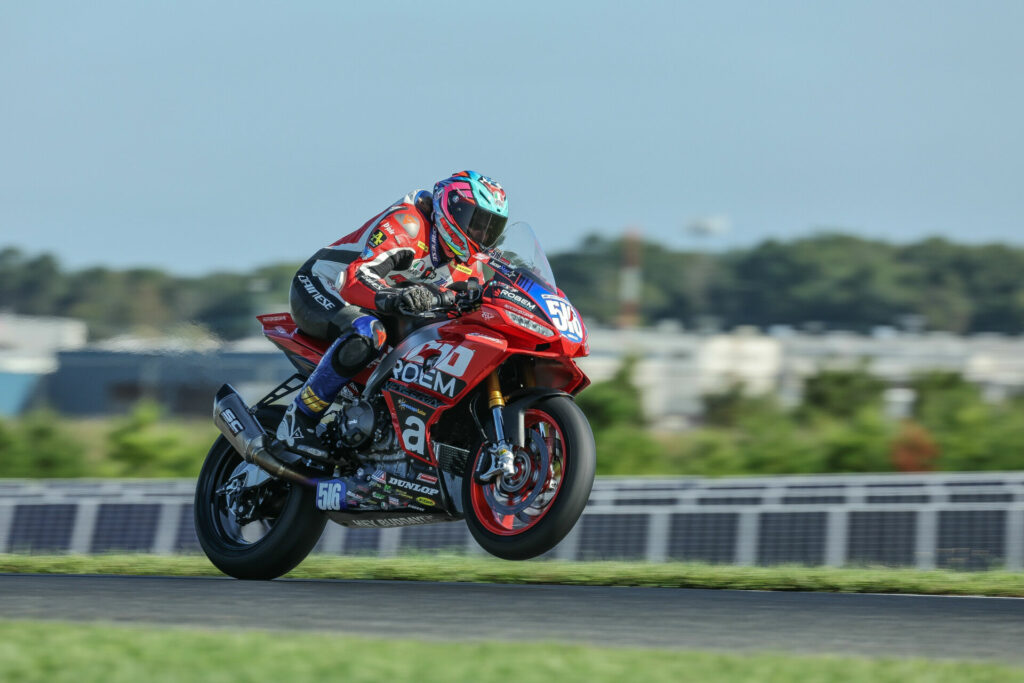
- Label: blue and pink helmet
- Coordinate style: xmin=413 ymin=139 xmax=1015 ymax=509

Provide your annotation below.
xmin=432 ymin=170 xmax=509 ymax=262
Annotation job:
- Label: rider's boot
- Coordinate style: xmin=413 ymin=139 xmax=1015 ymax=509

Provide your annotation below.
xmin=276 ymin=338 xmax=351 ymax=460
xmin=276 ymin=316 xmax=387 ymax=459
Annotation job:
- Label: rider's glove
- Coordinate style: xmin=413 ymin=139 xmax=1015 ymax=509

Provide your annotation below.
xmin=398 ymin=286 xmax=436 ymax=313
xmin=377 ymin=285 xmax=451 ymax=314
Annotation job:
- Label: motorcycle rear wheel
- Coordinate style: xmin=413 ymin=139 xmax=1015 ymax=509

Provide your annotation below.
xmin=463 ymin=395 xmax=595 ymax=560
xmin=194 ymin=405 xmax=327 ymax=580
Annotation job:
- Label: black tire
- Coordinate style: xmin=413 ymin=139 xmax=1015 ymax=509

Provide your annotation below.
xmin=194 ymin=405 xmax=327 ymax=580
xmin=463 ymin=395 xmax=595 ymax=560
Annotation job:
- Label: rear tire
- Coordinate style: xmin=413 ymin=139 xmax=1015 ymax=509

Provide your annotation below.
xmin=463 ymin=395 xmax=595 ymax=560
xmin=194 ymin=405 xmax=327 ymax=580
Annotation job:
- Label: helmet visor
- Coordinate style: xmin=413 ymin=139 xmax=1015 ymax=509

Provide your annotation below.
xmin=448 ymin=196 xmax=508 ymax=248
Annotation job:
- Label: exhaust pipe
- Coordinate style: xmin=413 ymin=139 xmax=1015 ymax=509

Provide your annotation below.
xmin=213 ymin=384 xmax=318 ymax=487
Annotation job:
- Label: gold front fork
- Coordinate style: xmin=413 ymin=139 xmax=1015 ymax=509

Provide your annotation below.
xmin=487 ymin=371 xmax=505 ymax=409
xmin=479 ymin=370 xmax=516 ymax=483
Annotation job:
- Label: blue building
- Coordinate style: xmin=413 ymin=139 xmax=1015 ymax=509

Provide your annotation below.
xmin=39 ymin=343 xmax=295 ymax=416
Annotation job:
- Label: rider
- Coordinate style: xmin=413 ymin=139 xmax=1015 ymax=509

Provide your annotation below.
xmin=276 ymin=170 xmax=509 ymax=459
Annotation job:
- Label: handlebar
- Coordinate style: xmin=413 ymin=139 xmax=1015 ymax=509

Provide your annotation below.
xmin=396 ymin=288 xmax=477 ymax=318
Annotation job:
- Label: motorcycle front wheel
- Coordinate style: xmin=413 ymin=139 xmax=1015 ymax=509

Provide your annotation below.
xmin=194 ymin=405 xmax=327 ymax=580
xmin=463 ymin=395 xmax=596 ymax=560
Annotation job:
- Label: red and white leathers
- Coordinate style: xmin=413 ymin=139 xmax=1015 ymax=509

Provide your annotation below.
xmin=290 ymin=189 xmax=486 ymax=338
xmin=278 ymin=189 xmax=486 ymax=457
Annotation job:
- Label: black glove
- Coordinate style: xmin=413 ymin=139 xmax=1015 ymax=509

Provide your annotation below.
xmin=377 ymin=285 xmax=448 ymax=314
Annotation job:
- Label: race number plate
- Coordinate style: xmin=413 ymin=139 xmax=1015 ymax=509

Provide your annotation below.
xmin=541 ymin=294 xmax=584 ymax=342
xmin=315 ymin=479 xmax=346 ymax=511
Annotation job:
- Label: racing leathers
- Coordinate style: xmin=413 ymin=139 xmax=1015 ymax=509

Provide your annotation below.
xmin=277 ymin=190 xmax=486 ymax=459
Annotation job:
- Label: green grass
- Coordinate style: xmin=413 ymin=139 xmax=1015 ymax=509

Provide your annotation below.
xmin=0 ymin=620 xmax=1019 ymax=683
xmin=3 ymin=553 xmax=1024 ymax=597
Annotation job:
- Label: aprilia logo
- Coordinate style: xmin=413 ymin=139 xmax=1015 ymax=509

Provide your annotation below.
xmin=401 ymin=416 xmax=426 ymax=455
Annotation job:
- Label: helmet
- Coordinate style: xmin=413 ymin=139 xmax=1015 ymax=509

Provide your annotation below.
xmin=432 ymin=170 xmax=509 ymax=262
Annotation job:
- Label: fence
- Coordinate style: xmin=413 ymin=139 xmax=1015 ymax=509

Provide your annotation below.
xmin=2 ymin=472 xmax=1023 ymax=570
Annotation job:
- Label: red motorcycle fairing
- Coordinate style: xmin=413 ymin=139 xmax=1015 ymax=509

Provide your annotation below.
xmin=259 ymin=292 xmax=590 ymax=467
xmin=257 ymin=313 xmax=377 ymax=387
xmin=378 ymin=321 xmax=508 ymax=465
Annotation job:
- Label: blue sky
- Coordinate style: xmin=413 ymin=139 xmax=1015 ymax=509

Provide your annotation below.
xmin=2 ymin=1 xmax=1022 ymax=273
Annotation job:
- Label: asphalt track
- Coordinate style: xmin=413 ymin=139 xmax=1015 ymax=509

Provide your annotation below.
xmin=2 ymin=574 xmax=1024 ymax=661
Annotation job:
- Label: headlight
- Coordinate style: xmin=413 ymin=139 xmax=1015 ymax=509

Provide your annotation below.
xmin=505 ymin=309 xmax=556 ymax=338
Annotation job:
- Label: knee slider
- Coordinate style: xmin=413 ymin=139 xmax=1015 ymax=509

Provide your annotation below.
xmin=330 ymin=315 xmax=386 ymax=376
xmin=331 ymin=336 xmax=375 ymax=376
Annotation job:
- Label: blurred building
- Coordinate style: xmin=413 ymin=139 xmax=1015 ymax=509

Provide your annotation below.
xmin=0 ymin=314 xmax=88 ymax=416
xmin=10 ymin=319 xmax=1024 ymax=424
xmin=35 ymin=336 xmax=294 ymax=416
xmin=580 ymin=325 xmax=1024 ymax=429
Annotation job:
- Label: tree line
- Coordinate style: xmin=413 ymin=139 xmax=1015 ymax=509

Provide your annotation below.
xmin=5 ymin=364 xmax=1020 ymax=478
xmin=3 ymin=231 xmax=1024 ymax=339
xmin=577 ymin=363 xmax=1024 ymax=476
xmin=550 ymin=232 xmax=1024 ymax=334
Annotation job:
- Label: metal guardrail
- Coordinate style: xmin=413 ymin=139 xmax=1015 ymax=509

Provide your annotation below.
xmin=1 ymin=473 xmax=1022 ymax=570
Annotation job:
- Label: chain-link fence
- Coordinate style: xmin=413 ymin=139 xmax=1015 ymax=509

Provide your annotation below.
xmin=2 ymin=473 xmax=1022 ymax=570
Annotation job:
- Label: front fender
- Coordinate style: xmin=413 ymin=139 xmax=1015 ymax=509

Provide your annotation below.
xmin=501 ymin=388 xmax=573 ymax=448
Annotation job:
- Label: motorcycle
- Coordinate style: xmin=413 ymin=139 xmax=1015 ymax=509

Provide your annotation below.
xmin=196 ymin=222 xmax=595 ymax=579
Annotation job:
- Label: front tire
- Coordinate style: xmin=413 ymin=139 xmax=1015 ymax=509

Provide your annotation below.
xmin=194 ymin=405 xmax=327 ymax=580
xmin=463 ymin=395 xmax=595 ymax=560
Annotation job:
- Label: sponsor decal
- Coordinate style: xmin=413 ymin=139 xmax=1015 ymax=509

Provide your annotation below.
xmin=392 ymin=342 xmax=475 ymax=398
xmin=401 ymin=415 xmax=426 ymax=455
xmin=297 ymin=274 xmax=337 ymax=311
xmin=488 ymin=259 xmax=516 ymax=278
xmin=348 ymin=515 xmax=436 ymax=528
xmin=494 ymin=286 xmax=538 ymax=313
xmin=399 ymin=214 xmax=420 ymax=235
xmin=429 ymin=229 xmax=442 ymax=264
xmin=391 ymin=392 xmax=435 ymax=458
xmin=370 ymin=469 xmax=387 ymax=485
xmin=438 ymin=218 xmax=468 ymax=256
xmin=466 ymin=333 xmax=503 ymax=344
xmin=541 ymin=294 xmax=584 ymax=342
xmin=316 ymin=480 xmax=346 ymax=511
xmin=388 ymin=476 xmax=440 ymax=496
xmin=478 ymin=176 xmax=506 ymax=206
xmin=409 ymin=259 xmax=435 ymax=280
xmin=416 ymin=496 xmax=435 ymax=507
xmin=219 ymin=408 xmax=244 ymax=436
xmin=369 ymin=229 xmax=387 ymax=247
xmin=454 ymin=263 xmax=473 ymax=275
xmin=397 ymin=399 xmax=427 ymax=417
xmin=416 ymin=473 xmax=438 ymax=484
xmin=417 ymin=241 xmax=428 ymax=250
xmin=260 ymin=314 xmax=291 ymax=323
xmin=388 ymin=496 xmax=400 ymax=507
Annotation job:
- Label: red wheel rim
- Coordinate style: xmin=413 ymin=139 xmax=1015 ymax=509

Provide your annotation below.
xmin=470 ymin=408 xmax=567 ymax=536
